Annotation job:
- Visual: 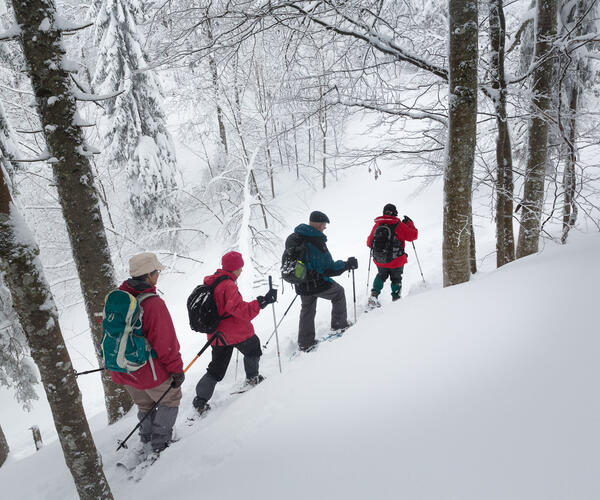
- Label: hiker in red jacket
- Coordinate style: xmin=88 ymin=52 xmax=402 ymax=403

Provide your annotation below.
xmin=366 ymin=204 xmax=418 ymax=307
xmin=111 ymin=252 xmax=185 ymax=455
xmin=192 ymin=251 xmax=276 ymax=416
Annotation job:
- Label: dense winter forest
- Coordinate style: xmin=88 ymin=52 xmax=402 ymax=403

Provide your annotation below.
xmin=1 ymin=0 xmax=599 ymax=498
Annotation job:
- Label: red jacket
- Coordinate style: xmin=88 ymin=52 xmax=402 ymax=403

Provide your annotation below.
xmin=110 ymin=281 xmax=183 ymax=390
xmin=366 ymin=215 xmax=418 ymax=268
xmin=205 ymin=269 xmax=261 ymax=346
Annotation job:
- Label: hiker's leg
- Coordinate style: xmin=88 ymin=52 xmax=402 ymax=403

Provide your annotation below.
xmin=194 ymin=345 xmax=233 ymax=407
xmin=236 ymin=335 xmax=262 ymax=379
xmin=316 ymin=281 xmax=348 ymax=330
xmin=125 ymin=385 xmax=155 ymax=443
xmin=371 ymin=266 xmax=390 ymax=295
xmin=390 ymin=266 xmax=404 ymax=299
xmin=298 ymin=294 xmax=318 ymax=349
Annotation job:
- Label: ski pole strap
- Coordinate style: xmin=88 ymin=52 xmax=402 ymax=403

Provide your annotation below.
xmin=75 ymin=367 xmax=105 ymax=377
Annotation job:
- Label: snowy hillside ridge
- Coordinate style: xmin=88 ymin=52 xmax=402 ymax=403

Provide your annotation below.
xmin=1 ymin=232 xmax=598 ymax=500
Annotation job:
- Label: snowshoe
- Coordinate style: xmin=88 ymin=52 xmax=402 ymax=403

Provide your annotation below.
xmin=366 ymin=295 xmax=381 ymax=311
xmin=116 ymin=442 xmax=151 ymax=472
xmin=231 ymin=374 xmax=266 ymax=394
xmin=186 ymin=401 xmax=211 ymax=425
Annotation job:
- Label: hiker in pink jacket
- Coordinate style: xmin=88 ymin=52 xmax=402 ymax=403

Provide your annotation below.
xmin=192 ymin=251 xmax=276 ymax=416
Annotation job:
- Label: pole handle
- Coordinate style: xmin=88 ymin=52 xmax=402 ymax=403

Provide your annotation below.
xmin=268 ymin=275 xmax=273 ymax=289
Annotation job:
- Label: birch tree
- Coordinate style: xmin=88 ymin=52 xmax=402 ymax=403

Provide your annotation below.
xmin=443 ymin=0 xmax=478 ymax=286
xmin=8 ymin=0 xmax=132 ymax=422
xmin=516 ymin=0 xmax=558 ymax=258
xmin=0 ymin=164 xmax=113 ymax=499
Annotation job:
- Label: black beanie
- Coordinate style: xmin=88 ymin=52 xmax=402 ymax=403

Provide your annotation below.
xmin=383 ymin=203 xmax=398 ymax=216
xmin=310 ymin=210 xmax=330 ymax=223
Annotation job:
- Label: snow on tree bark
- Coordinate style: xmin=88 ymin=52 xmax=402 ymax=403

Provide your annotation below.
xmin=9 ymin=0 xmax=132 ymax=423
xmin=0 ymin=165 xmax=114 ymax=499
xmin=489 ymin=0 xmax=515 ymax=267
xmin=0 ymin=423 xmax=8 ymax=467
xmin=443 ymin=0 xmax=478 ymax=287
xmin=516 ymin=0 xmax=557 ymax=258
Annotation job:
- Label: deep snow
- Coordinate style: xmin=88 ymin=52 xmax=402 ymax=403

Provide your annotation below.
xmin=1 ymin=167 xmax=599 ymax=500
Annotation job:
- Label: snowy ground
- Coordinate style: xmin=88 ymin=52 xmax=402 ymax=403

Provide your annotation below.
xmin=1 ymin=165 xmax=599 ymax=499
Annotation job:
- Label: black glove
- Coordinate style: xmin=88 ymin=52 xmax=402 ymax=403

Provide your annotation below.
xmin=257 ymin=288 xmax=277 ymax=309
xmin=345 ymin=256 xmax=358 ymax=270
xmin=171 ymin=371 xmax=185 ymax=388
xmin=402 ymin=215 xmax=413 ymax=224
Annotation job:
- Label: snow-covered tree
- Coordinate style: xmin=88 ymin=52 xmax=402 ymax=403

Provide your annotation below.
xmin=0 ymin=277 xmax=38 ymax=409
xmin=516 ymin=0 xmax=558 ymax=258
xmin=8 ymin=0 xmax=133 ymax=423
xmin=443 ymin=0 xmax=478 ymax=286
xmin=92 ymin=0 xmax=182 ymax=246
xmin=1 ymin=140 xmax=113 ymax=498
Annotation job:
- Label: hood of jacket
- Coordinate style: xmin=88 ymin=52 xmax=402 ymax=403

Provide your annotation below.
xmin=204 ymin=269 xmax=238 ymax=286
xmin=120 ymin=279 xmax=156 ymax=295
xmin=374 ymin=215 xmax=400 ymax=225
xmin=294 ymin=223 xmax=327 ymax=241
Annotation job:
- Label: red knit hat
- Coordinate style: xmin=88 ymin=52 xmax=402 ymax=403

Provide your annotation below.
xmin=222 ymin=251 xmax=244 ymax=271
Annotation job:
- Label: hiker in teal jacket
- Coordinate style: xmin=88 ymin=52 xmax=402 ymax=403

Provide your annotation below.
xmin=284 ymin=211 xmax=357 ymax=351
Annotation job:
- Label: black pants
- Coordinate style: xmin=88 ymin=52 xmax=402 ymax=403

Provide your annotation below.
xmin=207 ymin=334 xmax=262 ymax=381
xmin=194 ymin=335 xmax=262 ymax=407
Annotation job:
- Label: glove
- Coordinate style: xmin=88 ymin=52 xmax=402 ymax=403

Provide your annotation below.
xmin=402 ymin=215 xmax=413 ymax=224
xmin=345 ymin=257 xmax=358 ymax=270
xmin=257 ymin=288 xmax=277 ymax=309
xmin=171 ymin=371 xmax=185 ymax=388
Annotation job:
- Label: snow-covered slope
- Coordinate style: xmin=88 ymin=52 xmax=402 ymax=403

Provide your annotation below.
xmin=1 ymin=170 xmax=598 ymax=499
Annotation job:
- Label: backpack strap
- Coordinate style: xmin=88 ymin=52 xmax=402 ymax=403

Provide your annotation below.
xmin=210 ymin=275 xmax=232 ymax=321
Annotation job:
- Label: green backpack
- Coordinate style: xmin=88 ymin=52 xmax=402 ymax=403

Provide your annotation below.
xmin=100 ymin=290 xmax=157 ymax=377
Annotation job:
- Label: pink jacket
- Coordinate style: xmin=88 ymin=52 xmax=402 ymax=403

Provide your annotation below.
xmin=110 ymin=281 xmax=183 ymax=390
xmin=204 ymin=269 xmax=261 ymax=346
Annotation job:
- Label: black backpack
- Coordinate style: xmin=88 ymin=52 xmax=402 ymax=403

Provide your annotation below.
xmin=187 ymin=275 xmax=231 ymax=333
xmin=372 ymin=222 xmax=404 ymax=263
xmin=281 ymin=234 xmax=307 ymax=284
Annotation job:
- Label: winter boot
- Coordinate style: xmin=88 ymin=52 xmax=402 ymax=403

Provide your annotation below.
xmin=367 ymin=293 xmax=381 ymax=309
xmin=392 ymin=294 xmax=401 ymax=302
xmin=245 ymin=374 xmax=266 ymax=387
xmin=331 ymin=321 xmax=353 ymax=334
xmin=192 ymin=397 xmax=211 ymax=417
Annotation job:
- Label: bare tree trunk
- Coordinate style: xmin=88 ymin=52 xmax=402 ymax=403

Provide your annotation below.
xmin=0 ymin=423 xmax=8 ymax=467
xmin=561 ymin=74 xmax=579 ymax=244
xmin=206 ymin=18 xmax=228 ymax=154
xmin=0 ymin=167 xmax=113 ymax=499
xmin=319 ymin=84 xmax=328 ymax=189
xmin=489 ymin=0 xmax=515 ymax=267
xmin=10 ymin=0 xmax=132 ymax=423
xmin=443 ymin=0 xmax=478 ymax=287
xmin=470 ymin=220 xmax=477 ymax=274
xmin=516 ymin=0 xmax=557 ymax=258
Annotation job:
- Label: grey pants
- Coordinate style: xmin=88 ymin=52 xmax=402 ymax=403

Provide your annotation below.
xmin=125 ymin=380 xmax=181 ymax=452
xmin=298 ymin=280 xmax=348 ymax=349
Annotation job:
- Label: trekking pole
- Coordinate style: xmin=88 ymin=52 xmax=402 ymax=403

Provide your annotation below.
xmin=268 ymin=276 xmax=282 ymax=373
xmin=116 ymin=331 xmax=222 ymax=451
xmin=235 ymin=351 xmax=239 ymax=382
xmin=366 ymin=249 xmax=372 ymax=296
xmin=75 ymin=367 xmax=105 ymax=377
xmin=263 ymin=294 xmax=298 ymax=349
xmin=352 ymin=269 xmax=357 ymax=323
xmin=411 ymin=241 xmax=425 ymax=283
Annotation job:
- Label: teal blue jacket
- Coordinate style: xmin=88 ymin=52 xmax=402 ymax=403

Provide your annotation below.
xmin=294 ymin=224 xmax=346 ymax=285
